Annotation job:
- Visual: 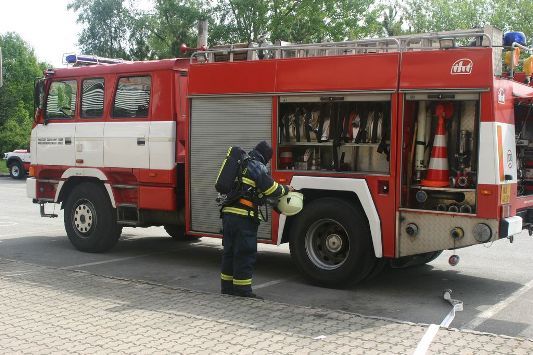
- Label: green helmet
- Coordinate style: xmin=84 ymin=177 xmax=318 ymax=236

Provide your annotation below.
xmin=277 ymin=192 xmax=304 ymax=216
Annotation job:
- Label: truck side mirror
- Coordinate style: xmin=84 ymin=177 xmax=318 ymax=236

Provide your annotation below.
xmin=34 ymin=78 xmax=45 ymax=123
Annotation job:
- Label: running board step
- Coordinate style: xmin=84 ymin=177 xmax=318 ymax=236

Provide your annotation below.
xmin=117 ymin=203 xmax=140 ymax=226
xmin=117 ymin=220 xmax=139 ymax=226
xmin=40 ymin=203 xmax=58 ymax=218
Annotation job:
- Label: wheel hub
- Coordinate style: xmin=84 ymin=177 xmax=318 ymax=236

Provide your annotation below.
xmin=304 ymin=219 xmax=350 ymax=270
xmin=325 ymin=234 xmax=343 ymax=253
xmin=11 ymin=166 xmax=19 ymax=177
xmin=74 ymin=203 xmax=94 ymax=234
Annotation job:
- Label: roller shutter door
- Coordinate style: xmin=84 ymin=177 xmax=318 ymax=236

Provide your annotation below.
xmin=190 ymin=97 xmax=272 ymax=239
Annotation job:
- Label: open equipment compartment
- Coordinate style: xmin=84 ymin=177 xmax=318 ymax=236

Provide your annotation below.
xmin=277 ymin=94 xmax=391 ymax=174
xmin=401 ymin=93 xmax=480 ymax=214
xmin=515 ymin=99 xmax=533 ymax=196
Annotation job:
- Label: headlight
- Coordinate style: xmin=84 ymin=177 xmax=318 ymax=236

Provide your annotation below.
xmin=473 ymin=223 xmax=492 ymax=243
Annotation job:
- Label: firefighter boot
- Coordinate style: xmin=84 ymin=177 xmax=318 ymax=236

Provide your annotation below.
xmin=221 ymin=274 xmax=234 ymax=295
xmin=233 ymin=288 xmax=264 ymax=300
xmin=233 ymin=283 xmax=264 ymax=300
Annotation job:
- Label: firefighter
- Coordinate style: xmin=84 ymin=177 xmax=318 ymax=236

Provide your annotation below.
xmin=220 ymin=141 xmax=293 ymax=299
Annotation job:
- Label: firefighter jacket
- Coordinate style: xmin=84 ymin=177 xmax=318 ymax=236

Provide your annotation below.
xmin=222 ymin=150 xmax=289 ymax=220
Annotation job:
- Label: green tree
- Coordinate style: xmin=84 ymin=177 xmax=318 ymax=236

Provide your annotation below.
xmin=68 ymin=0 xmax=209 ymax=60
xmin=210 ymin=0 xmax=381 ymax=45
xmin=128 ymin=12 xmax=155 ymax=60
xmin=68 ymin=0 xmax=133 ymax=59
xmin=68 ymin=0 xmax=532 ymax=61
xmin=209 ymin=0 xmax=270 ymax=44
xmin=379 ymin=1 xmax=406 ymax=36
xmin=403 ymin=0 xmax=492 ymax=34
xmin=0 ymin=33 xmax=46 ymax=153
xmin=401 ymin=0 xmax=532 ymax=39
xmin=147 ymin=0 xmax=208 ymax=58
xmin=491 ymin=0 xmax=533 ymax=41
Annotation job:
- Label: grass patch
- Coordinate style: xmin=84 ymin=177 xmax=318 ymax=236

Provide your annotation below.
xmin=0 ymin=160 xmax=8 ymax=174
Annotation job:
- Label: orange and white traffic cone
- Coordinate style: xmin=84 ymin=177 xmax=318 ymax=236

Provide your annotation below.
xmin=421 ymin=103 xmax=452 ymax=187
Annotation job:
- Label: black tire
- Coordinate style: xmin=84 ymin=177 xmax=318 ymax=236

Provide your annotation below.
xmin=289 ymin=197 xmax=376 ymax=288
xmin=64 ymin=182 xmax=121 ymax=252
xmin=364 ymin=257 xmax=388 ymax=281
xmin=390 ymin=250 xmax=443 ymax=268
xmin=164 ymin=224 xmax=199 ymax=241
xmin=9 ymin=161 xmax=25 ymax=179
xmin=423 ymin=250 xmax=443 ymax=263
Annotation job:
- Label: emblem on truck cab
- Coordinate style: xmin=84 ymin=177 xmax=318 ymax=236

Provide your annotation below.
xmin=450 ymin=59 xmax=473 ymax=75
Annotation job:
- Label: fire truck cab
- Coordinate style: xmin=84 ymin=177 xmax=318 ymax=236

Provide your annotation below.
xmin=28 ymin=27 xmax=533 ymax=287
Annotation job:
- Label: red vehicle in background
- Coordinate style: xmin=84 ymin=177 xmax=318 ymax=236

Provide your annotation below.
xmin=27 ymin=26 xmax=533 ymax=287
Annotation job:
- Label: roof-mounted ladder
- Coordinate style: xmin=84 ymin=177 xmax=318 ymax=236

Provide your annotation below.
xmin=190 ymin=26 xmax=500 ymax=64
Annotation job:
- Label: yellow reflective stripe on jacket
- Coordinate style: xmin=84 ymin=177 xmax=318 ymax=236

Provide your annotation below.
xmin=241 ymin=177 xmax=256 ymax=187
xmin=280 ymin=184 xmax=286 ymax=196
xmin=222 ymin=206 xmax=255 ymax=217
xmin=233 ymin=278 xmax=252 ymax=286
xmin=220 ymin=273 xmax=233 ymax=281
xmin=263 ymin=181 xmax=279 ymax=196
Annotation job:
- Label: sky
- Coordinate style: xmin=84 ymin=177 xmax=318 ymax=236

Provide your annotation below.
xmin=0 ymin=0 xmax=80 ymax=67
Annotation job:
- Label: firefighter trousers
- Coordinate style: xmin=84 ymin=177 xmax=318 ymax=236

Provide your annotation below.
xmin=220 ymin=213 xmax=259 ymax=296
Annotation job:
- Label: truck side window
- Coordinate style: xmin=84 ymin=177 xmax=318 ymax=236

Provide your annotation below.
xmin=81 ymin=78 xmax=105 ymax=118
xmin=46 ymin=80 xmax=77 ymax=119
xmin=112 ymin=76 xmax=151 ymax=118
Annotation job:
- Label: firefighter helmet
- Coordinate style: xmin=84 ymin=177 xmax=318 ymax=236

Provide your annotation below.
xmin=277 ymin=192 xmax=304 ymax=216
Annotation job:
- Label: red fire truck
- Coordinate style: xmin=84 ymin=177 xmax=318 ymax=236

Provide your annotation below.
xmin=27 ymin=27 xmax=533 ymax=287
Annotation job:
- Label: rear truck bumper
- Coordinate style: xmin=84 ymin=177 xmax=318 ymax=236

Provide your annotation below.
xmin=499 ymin=216 xmax=523 ymax=238
xmin=515 ymin=208 xmax=533 ymax=235
xmin=26 ymin=178 xmax=37 ymax=199
xmin=398 ymin=210 xmax=498 ymax=257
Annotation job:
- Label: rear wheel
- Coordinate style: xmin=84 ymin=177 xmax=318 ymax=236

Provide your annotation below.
xmin=365 ymin=257 xmax=388 ymax=280
xmin=289 ymin=197 xmax=376 ymax=288
xmin=9 ymin=161 xmax=24 ymax=179
xmin=64 ymin=182 xmax=121 ymax=252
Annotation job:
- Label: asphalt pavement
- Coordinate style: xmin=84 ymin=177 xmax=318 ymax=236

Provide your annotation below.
xmin=1 ymin=176 xmax=532 ymax=340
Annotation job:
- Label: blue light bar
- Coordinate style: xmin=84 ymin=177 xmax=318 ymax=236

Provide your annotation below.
xmin=64 ymin=54 xmax=125 ymax=66
xmin=503 ymin=32 xmax=526 ymax=47
xmin=65 ymin=54 xmax=77 ymax=64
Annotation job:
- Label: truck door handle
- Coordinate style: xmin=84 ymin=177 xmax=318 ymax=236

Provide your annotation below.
xmin=137 ymin=137 xmax=146 ymax=146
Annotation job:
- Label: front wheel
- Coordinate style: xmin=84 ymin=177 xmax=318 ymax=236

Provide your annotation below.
xmin=9 ymin=161 xmax=25 ymax=179
xmin=289 ymin=197 xmax=376 ymax=288
xmin=64 ymin=182 xmax=121 ymax=252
